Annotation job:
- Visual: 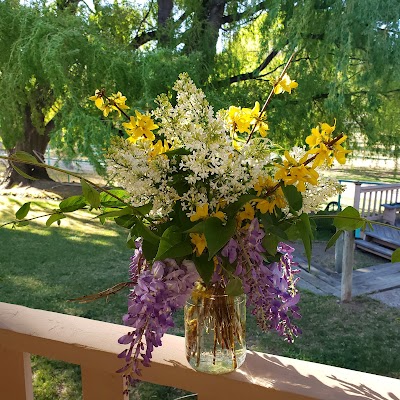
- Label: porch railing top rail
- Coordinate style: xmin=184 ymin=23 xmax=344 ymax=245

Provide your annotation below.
xmin=1 ymin=302 xmax=399 ymax=400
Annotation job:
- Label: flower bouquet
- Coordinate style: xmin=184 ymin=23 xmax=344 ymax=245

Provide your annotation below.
xmin=2 ymin=59 xmax=359 ymax=387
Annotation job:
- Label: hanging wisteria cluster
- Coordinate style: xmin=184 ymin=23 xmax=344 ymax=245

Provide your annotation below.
xmin=117 ymin=241 xmax=199 ymax=384
xmin=222 ymin=220 xmax=302 ymax=342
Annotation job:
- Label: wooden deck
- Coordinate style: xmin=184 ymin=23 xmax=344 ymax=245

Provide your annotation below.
xmin=295 ymin=256 xmax=400 ymax=298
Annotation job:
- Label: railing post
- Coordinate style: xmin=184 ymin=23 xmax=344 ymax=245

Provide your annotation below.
xmin=353 ymin=182 xmax=362 ymax=211
xmin=81 ymin=366 xmax=129 ymax=400
xmin=334 ymin=231 xmax=344 ymax=273
xmin=341 ymin=230 xmax=355 ymax=302
xmin=0 ymin=346 xmax=34 ymax=400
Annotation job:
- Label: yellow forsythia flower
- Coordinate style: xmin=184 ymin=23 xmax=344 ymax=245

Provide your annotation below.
xmin=275 ymin=151 xmax=319 ymax=192
xmin=306 ymin=120 xmax=351 ymax=167
xmin=250 ymin=102 xmax=269 ymax=137
xmin=237 ymin=202 xmax=255 ymax=222
xmin=123 ymin=111 xmax=159 ymax=142
xmin=274 ymin=74 xmax=298 ymax=94
xmin=253 ymin=176 xmax=287 ymax=214
xmin=190 ymin=204 xmax=209 ymax=222
xmin=227 ymin=106 xmax=253 ymax=133
xmin=149 ymin=140 xmax=170 ymax=158
xmin=89 ymin=90 xmax=104 ymax=110
xmin=189 ymin=233 xmax=207 ymax=256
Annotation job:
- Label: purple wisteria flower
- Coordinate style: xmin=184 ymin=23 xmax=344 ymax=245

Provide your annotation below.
xmin=118 ymin=241 xmax=199 ymax=386
xmin=221 ymin=219 xmax=302 ymax=342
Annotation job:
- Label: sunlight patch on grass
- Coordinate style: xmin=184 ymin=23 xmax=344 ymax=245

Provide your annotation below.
xmin=7 ymin=275 xmax=46 ymax=290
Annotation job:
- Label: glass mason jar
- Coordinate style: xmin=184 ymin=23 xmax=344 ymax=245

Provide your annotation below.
xmin=184 ymin=290 xmax=246 ymax=374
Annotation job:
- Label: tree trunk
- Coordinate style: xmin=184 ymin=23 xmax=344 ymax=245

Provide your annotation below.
xmin=1 ymin=105 xmax=54 ymax=188
xmin=183 ymin=0 xmax=227 ymax=79
xmin=157 ymin=0 xmax=174 ymax=46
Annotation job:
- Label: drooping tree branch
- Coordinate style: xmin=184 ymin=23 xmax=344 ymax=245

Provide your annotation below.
xmin=221 ymin=0 xmax=271 ymax=24
xmin=227 ymin=48 xmax=279 ymax=84
xmin=130 ymin=6 xmax=188 ymax=50
xmin=212 ymin=48 xmax=280 ymax=88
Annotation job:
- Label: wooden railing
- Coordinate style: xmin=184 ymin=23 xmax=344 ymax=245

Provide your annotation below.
xmin=338 ymin=182 xmax=400 ymax=301
xmin=354 ymin=182 xmax=400 ymax=220
xmin=1 ymin=303 xmax=400 ymax=399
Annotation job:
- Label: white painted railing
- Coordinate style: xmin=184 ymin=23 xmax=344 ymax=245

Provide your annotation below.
xmin=354 ymin=182 xmax=400 ymax=220
xmin=1 ymin=303 xmax=400 ymax=399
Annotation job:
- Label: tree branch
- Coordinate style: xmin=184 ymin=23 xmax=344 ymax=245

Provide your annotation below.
xmin=130 ymin=9 xmax=188 ymax=50
xmin=224 ymin=48 xmax=279 ymax=85
xmin=222 ymin=0 xmax=270 ymax=24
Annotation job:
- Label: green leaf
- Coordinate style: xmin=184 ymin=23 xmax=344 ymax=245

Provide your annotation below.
xmin=281 ymin=184 xmax=302 ymax=212
xmin=225 ymin=277 xmax=244 ymax=296
xmin=142 ymin=240 xmax=159 ymax=260
xmin=126 ymin=230 xmax=137 ymax=249
xmin=204 ymin=217 xmax=236 ymax=260
xmin=184 ymin=220 xmax=206 ymax=233
xmin=155 ymin=226 xmax=182 ymax=260
xmin=392 ymin=248 xmax=400 ymax=263
xmin=193 ymin=253 xmax=214 ymax=284
xmin=81 ymin=179 xmax=101 ymax=209
xmin=285 ymin=223 xmax=300 ymax=241
xmin=135 ymin=203 xmax=152 ymax=216
xmin=134 ymin=219 xmax=161 ymax=245
xmin=15 ymin=202 xmax=31 ymax=220
xmin=262 ymin=232 xmax=280 ymax=256
xmin=157 ymin=242 xmax=193 ymax=260
xmin=115 ymin=215 xmax=137 ymax=229
xmin=173 ymin=201 xmax=192 ymax=230
xmin=59 ymin=196 xmax=87 ymax=213
xmin=13 ymin=151 xmax=38 ymax=164
xmin=325 ymin=229 xmax=344 ymax=251
xmin=16 ymin=220 xmax=29 ymax=227
xmin=97 ymin=207 xmax=133 ymax=219
xmin=99 ymin=190 xmax=129 ymax=207
xmin=46 ymin=213 xmax=66 ymax=227
xmin=333 ymin=206 xmax=365 ymax=231
xmin=10 ymin=162 xmax=38 ymax=181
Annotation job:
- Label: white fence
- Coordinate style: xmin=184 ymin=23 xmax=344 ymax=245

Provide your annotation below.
xmin=1 ymin=302 xmax=400 ymax=400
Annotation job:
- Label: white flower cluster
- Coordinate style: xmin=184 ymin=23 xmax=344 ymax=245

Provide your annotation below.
xmin=107 ymin=138 xmax=179 ymax=217
xmin=301 ymin=176 xmax=344 ymax=214
xmin=106 ymin=73 xmax=342 ymax=220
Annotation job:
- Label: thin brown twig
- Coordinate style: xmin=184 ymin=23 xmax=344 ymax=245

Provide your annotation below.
xmin=68 ymin=281 xmax=134 ymax=303
xmin=246 ymin=51 xmax=297 ymax=144
xmin=0 ymin=154 xmax=128 ymax=205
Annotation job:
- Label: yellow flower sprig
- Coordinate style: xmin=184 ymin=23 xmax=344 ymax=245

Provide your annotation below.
xmin=253 ymin=176 xmax=287 ymax=213
xmin=273 ymin=130 xmax=349 ymax=193
xmin=122 ymin=110 xmax=159 ymax=142
xmin=90 ymin=90 xmax=167 ymax=157
xmin=245 ymin=51 xmax=297 ymax=144
xmin=89 ymin=89 xmax=130 ymax=118
xmin=305 ymin=121 xmax=351 ymax=166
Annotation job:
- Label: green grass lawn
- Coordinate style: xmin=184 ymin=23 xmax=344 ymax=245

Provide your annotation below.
xmin=1 ymin=196 xmax=400 ymax=399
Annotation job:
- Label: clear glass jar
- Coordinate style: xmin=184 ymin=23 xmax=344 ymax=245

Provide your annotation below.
xmin=184 ymin=291 xmax=246 ymax=374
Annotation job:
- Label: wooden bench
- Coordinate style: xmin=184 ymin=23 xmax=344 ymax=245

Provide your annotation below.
xmin=382 ymin=203 xmax=400 ymax=225
xmin=355 ymin=224 xmax=400 ymax=260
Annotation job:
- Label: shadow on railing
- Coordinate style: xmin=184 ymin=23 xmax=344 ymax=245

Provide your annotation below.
xmin=0 ymin=302 xmax=399 ymax=400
